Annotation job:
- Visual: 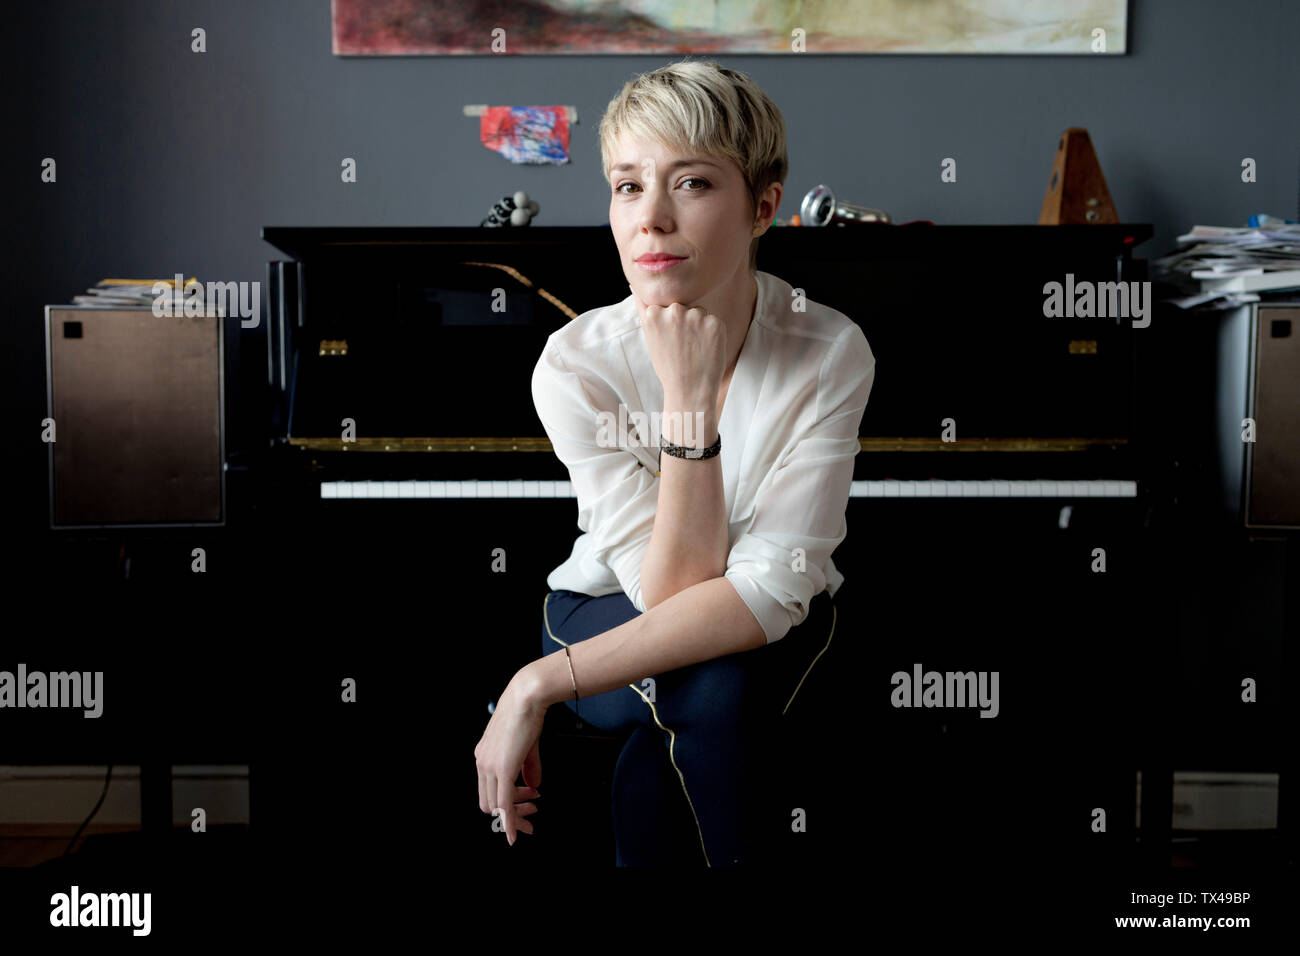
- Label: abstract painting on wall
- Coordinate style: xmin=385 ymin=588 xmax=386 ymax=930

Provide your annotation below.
xmin=332 ymin=0 xmax=1129 ymax=56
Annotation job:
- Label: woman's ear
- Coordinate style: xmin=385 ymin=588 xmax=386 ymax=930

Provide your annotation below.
xmin=752 ymin=181 xmax=782 ymax=231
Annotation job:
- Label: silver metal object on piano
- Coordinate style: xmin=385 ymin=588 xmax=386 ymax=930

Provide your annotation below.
xmin=800 ymin=185 xmax=892 ymax=227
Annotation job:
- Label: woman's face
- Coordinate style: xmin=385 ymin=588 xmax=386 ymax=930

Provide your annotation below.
xmin=607 ymin=132 xmax=756 ymax=308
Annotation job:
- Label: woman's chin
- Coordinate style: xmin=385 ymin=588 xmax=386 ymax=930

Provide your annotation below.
xmin=631 ymin=276 xmax=695 ymax=303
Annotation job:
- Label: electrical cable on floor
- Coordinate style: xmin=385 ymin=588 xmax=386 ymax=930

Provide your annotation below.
xmin=64 ymin=764 xmax=113 ymax=857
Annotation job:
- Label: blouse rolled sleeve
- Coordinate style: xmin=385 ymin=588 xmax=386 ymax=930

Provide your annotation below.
xmin=531 ymin=342 xmax=658 ymax=612
xmin=725 ymin=325 xmax=876 ymax=644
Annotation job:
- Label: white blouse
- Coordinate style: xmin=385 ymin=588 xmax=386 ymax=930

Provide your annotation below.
xmin=531 ymin=269 xmax=876 ymax=645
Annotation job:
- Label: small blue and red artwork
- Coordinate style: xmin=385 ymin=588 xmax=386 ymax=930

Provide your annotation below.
xmin=480 ymin=106 xmax=570 ymax=165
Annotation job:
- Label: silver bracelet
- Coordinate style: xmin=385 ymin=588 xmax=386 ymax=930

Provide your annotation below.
xmin=657 ymin=433 xmax=721 ymax=473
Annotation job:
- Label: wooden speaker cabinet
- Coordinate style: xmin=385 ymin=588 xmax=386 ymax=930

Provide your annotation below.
xmin=1245 ymin=304 xmax=1299 ymax=529
xmin=44 ymin=305 xmax=224 ymax=527
xmin=1216 ymin=302 xmax=1300 ymax=530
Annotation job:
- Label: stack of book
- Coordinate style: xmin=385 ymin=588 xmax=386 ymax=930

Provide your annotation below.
xmin=1154 ymin=217 xmax=1300 ymax=309
xmin=72 ymin=277 xmax=200 ymax=307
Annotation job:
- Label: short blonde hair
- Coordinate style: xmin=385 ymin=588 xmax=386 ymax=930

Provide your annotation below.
xmin=599 ymin=59 xmax=789 ymax=272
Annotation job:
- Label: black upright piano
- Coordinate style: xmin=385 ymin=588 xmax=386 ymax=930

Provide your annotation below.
xmin=248 ymin=221 xmax=1160 ymax=696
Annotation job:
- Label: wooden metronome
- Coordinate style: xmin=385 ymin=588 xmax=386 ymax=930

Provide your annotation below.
xmin=1039 ymin=128 xmax=1119 ymax=224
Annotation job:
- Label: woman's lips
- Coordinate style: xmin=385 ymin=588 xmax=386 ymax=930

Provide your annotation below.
xmin=636 ymin=256 xmax=685 ymax=272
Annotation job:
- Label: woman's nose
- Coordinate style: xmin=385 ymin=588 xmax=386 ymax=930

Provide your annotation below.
xmin=636 ymin=186 xmax=673 ymax=233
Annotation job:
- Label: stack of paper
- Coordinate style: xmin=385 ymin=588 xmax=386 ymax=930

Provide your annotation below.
xmin=1154 ymin=220 xmax=1300 ymax=309
xmin=72 ymin=277 xmax=200 ymax=307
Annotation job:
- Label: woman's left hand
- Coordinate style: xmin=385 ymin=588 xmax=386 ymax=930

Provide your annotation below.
xmin=474 ymin=668 xmax=547 ymax=846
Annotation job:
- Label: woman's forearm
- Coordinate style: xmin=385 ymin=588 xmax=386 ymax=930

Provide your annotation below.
xmin=639 ymin=398 xmax=729 ymax=609
xmin=525 ymin=576 xmax=765 ymax=708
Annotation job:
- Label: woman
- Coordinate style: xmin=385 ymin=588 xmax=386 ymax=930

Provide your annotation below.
xmin=474 ymin=59 xmax=876 ymax=866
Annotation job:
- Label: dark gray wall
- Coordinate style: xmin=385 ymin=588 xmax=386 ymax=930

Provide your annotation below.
xmin=7 ymin=0 xmax=1299 ymax=531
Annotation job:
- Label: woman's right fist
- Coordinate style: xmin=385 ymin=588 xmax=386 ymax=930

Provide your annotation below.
xmin=633 ymin=293 xmax=727 ymax=407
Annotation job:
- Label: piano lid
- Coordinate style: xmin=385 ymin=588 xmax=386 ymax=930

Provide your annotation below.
xmin=260 ymin=225 xmax=1154 ymax=485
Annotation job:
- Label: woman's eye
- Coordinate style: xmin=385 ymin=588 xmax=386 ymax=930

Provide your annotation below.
xmin=615 ymin=178 xmax=709 ymax=195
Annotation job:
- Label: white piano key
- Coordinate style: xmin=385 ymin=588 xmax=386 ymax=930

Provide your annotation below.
xmin=382 ymin=481 xmax=398 ymax=499
xmin=931 ymin=481 xmax=948 ymax=496
xmin=1009 ymin=481 xmax=1027 ymax=497
xmin=399 ymin=481 xmax=415 ymax=498
xmin=493 ymin=480 xmax=508 ymax=498
xmin=539 ymin=481 xmax=555 ymax=498
xmin=321 ymin=483 xmax=337 ymax=498
xmin=883 ymin=481 xmax=899 ymax=497
xmin=523 ymin=481 xmax=539 ymax=498
xmin=914 ymin=481 xmax=932 ymax=497
xmin=898 ymin=481 xmax=916 ymax=497
xmin=414 ymin=481 xmax=431 ymax=498
xmin=1119 ymin=480 xmax=1137 ymax=497
xmin=1040 ymin=481 xmax=1058 ymax=497
xmin=507 ymin=480 xmax=524 ymax=498
xmin=556 ymin=481 xmax=572 ymax=498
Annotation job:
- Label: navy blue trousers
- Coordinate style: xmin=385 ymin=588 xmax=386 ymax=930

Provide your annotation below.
xmin=540 ymin=586 xmax=836 ymax=867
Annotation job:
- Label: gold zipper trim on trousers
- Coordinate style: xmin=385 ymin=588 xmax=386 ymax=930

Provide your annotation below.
xmin=783 ymin=601 xmax=837 ymax=716
xmin=542 ymin=592 xmax=712 ymax=867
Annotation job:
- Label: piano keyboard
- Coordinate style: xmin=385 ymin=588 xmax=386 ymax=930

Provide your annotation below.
xmin=320 ymin=479 xmax=1138 ymax=499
